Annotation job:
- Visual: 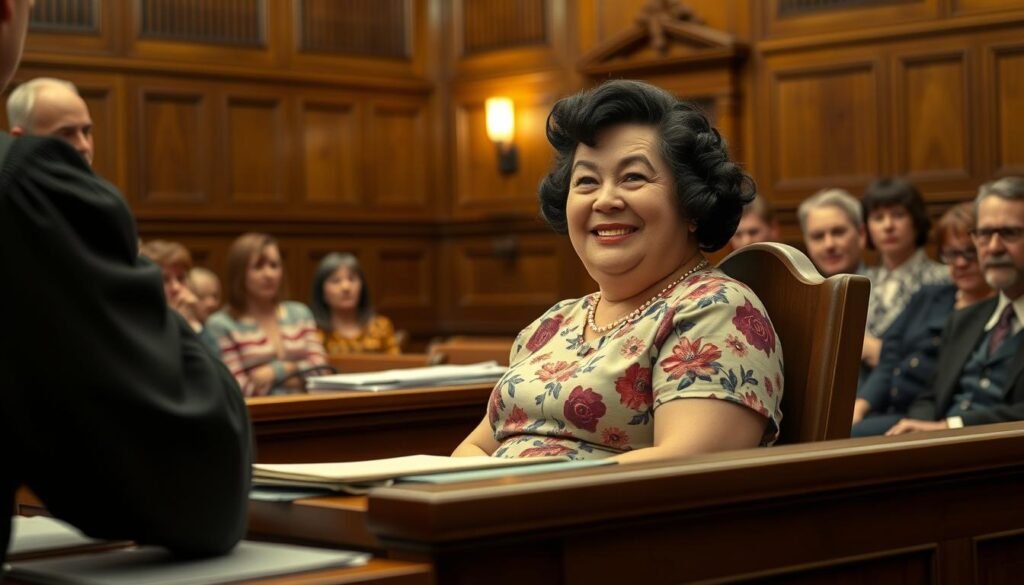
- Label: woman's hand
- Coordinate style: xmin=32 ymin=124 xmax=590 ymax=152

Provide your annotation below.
xmin=452 ymin=416 xmax=500 ymax=457
xmin=852 ymin=398 xmax=871 ymax=425
xmin=249 ymin=365 xmax=276 ymax=396
xmin=861 ymin=335 xmax=882 ymax=368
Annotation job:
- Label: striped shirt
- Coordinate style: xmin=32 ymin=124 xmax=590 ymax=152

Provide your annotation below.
xmin=206 ymin=301 xmax=328 ymax=396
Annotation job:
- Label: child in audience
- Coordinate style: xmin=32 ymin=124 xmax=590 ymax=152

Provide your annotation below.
xmin=311 ymin=252 xmax=400 ymax=355
xmin=729 ymin=194 xmax=779 ymax=250
xmin=189 ymin=266 xmax=222 ymax=324
xmin=206 ymin=233 xmax=328 ymax=395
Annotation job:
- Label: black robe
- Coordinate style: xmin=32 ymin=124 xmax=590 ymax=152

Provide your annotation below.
xmin=0 ymin=133 xmax=252 ymax=563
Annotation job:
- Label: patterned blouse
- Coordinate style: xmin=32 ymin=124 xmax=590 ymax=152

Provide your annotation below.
xmin=865 ymin=249 xmax=951 ymax=337
xmin=206 ymin=301 xmax=329 ymax=396
xmin=318 ymin=315 xmax=400 ymax=356
xmin=488 ymin=268 xmax=784 ymax=460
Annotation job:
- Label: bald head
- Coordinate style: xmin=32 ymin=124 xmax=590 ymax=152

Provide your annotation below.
xmin=7 ymin=77 xmax=94 ymax=165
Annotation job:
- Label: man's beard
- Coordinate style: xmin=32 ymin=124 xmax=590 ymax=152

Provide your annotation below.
xmin=984 ymin=254 xmax=1020 ymax=291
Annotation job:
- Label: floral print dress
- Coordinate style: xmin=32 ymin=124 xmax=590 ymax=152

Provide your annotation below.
xmin=488 ymin=268 xmax=784 ymax=460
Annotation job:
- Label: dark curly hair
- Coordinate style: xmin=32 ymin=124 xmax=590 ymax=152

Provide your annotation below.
xmin=861 ymin=177 xmax=931 ymax=249
xmin=538 ymin=80 xmax=755 ymax=252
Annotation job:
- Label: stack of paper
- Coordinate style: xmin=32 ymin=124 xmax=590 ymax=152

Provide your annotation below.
xmin=8 ymin=517 xmax=120 ymax=560
xmin=6 ymin=540 xmax=369 ymax=585
xmin=252 ymin=454 xmax=570 ymax=492
xmin=306 ymin=362 xmax=506 ymax=391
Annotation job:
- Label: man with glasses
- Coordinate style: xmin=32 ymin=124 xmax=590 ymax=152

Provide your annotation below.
xmin=885 ymin=177 xmax=1024 ymax=435
xmin=851 ymin=203 xmax=993 ymax=436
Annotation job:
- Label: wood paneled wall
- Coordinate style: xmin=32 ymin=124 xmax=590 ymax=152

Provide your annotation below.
xmin=11 ymin=0 xmax=1024 ymax=339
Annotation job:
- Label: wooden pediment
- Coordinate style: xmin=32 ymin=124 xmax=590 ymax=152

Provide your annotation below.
xmin=578 ymin=0 xmax=747 ymax=76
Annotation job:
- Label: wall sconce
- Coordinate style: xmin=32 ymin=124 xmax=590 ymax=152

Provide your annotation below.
xmin=485 ymin=96 xmax=518 ymax=175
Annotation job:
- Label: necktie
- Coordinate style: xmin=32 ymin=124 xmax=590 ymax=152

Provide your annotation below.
xmin=989 ymin=304 xmax=1017 ymax=357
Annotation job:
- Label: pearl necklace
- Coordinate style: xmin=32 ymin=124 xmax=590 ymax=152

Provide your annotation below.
xmin=587 ymin=259 xmax=710 ymax=334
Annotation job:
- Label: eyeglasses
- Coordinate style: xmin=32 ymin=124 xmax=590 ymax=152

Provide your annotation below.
xmin=970 ymin=227 xmax=1024 ymax=245
xmin=939 ymin=247 xmax=978 ymax=264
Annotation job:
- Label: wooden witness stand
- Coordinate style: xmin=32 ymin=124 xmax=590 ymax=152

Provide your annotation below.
xmin=249 ymin=422 xmax=1024 ymax=584
xmin=247 ymin=382 xmax=493 ymax=463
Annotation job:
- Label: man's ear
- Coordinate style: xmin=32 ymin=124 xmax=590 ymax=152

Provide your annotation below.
xmin=10 ymin=126 xmax=24 ymax=137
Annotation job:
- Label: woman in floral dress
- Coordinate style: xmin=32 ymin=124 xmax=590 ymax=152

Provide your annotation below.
xmin=452 ymin=81 xmax=784 ymax=463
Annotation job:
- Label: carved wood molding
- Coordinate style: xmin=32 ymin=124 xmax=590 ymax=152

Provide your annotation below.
xmin=578 ymin=0 xmax=746 ymax=76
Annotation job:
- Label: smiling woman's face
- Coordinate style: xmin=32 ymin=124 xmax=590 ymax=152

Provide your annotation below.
xmin=565 ymin=124 xmax=694 ymax=297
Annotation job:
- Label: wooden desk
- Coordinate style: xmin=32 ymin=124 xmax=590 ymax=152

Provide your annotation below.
xmin=247 ymin=383 xmax=493 ymax=463
xmin=4 ymin=557 xmax=432 ymax=585
xmin=252 ymin=423 xmax=1024 ymax=584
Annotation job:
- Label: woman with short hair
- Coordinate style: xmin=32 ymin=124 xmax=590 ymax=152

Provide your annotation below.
xmin=860 ymin=178 xmax=951 ymax=368
xmin=453 ymin=80 xmax=783 ymax=463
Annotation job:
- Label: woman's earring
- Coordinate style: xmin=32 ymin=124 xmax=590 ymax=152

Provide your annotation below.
xmin=688 ymin=222 xmax=698 ymax=233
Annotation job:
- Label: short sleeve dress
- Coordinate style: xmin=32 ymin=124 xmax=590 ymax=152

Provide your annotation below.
xmin=488 ymin=268 xmax=784 ymax=460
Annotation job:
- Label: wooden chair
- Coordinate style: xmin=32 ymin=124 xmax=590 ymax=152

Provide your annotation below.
xmin=328 ymin=353 xmax=437 ymax=374
xmin=718 ymin=242 xmax=869 ymax=444
xmin=428 ymin=336 xmax=515 ymax=366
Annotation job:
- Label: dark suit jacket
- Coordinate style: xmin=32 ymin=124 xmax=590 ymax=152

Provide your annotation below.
xmin=0 ymin=133 xmax=252 ymax=563
xmin=859 ymin=284 xmax=956 ymax=414
xmin=908 ymin=296 xmax=1024 ymax=425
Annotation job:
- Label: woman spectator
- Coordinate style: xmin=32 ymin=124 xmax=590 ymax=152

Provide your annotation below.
xmin=861 ymin=178 xmax=951 ymax=368
xmin=205 ymin=233 xmax=328 ymax=396
xmin=452 ymin=80 xmax=783 ymax=463
xmin=139 ymin=240 xmax=202 ymax=331
xmin=311 ymin=252 xmax=400 ymax=355
xmin=852 ymin=202 xmax=992 ymax=435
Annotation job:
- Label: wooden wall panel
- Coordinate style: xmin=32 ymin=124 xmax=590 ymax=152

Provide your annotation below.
xmin=988 ymin=41 xmax=1024 ymax=177
xmin=891 ymin=48 xmax=973 ymax=186
xmin=30 ymin=0 xmax=97 ymax=33
xmin=975 ymin=532 xmax=1024 ymax=585
xmin=450 ymin=0 xmax=567 ymax=77
xmin=462 ymin=0 xmax=547 ymax=54
xmin=299 ymin=100 xmax=362 ymax=207
xmin=225 ymin=96 xmax=288 ymax=204
xmin=764 ymin=55 xmax=884 ymax=202
xmin=455 ymin=241 xmax=561 ymax=309
xmin=951 ymin=0 xmax=1024 ymax=17
xmin=761 ymin=0 xmax=940 ymax=39
xmin=452 ymin=73 xmax=562 ymax=216
xmin=377 ymin=246 xmax=435 ymax=310
xmin=298 ymin=0 xmax=408 ymax=58
xmin=133 ymin=85 xmax=212 ymax=205
xmin=138 ymin=0 xmax=265 ymax=46
xmin=367 ymin=102 xmax=430 ymax=208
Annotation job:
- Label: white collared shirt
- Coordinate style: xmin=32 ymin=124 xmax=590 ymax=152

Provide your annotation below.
xmin=984 ymin=292 xmax=1024 ymax=336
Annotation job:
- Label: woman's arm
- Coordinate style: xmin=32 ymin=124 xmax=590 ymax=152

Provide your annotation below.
xmin=206 ymin=318 xmax=256 ymax=396
xmin=861 ymin=334 xmax=883 ymax=368
xmin=452 ymin=415 xmax=501 ymax=457
xmin=613 ymin=399 xmax=766 ymax=464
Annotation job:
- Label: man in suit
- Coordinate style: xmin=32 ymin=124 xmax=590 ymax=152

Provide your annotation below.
xmin=886 ymin=176 xmax=1024 ymax=435
xmin=6 ymin=76 xmax=94 ymax=166
xmin=1 ymin=0 xmax=251 ymax=564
